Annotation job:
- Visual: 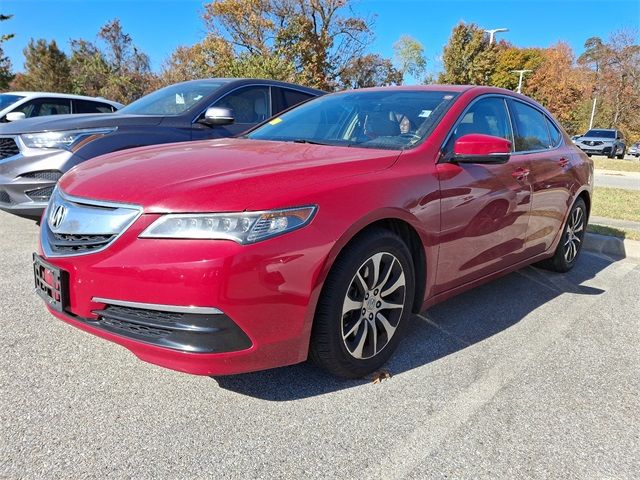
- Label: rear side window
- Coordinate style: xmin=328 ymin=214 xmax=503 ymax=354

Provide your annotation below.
xmin=510 ymin=100 xmax=551 ymax=152
xmin=272 ymin=87 xmax=316 ymax=114
xmin=74 ymin=99 xmax=116 ymax=113
xmin=546 ymin=118 xmax=562 ymax=148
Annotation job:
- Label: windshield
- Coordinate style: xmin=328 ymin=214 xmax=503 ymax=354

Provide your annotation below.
xmin=247 ymin=90 xmax=459 ymax=150
xmin=584 ymin=129 xmax=615 ymax=138
xmin=0 ymin=94 xmax=25 ymax=111
xmin=119 ymin=82 xmax=226 ymax=115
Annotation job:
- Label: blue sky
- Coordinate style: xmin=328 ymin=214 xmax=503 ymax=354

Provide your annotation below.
xmin=2 ymin=0 xmax=639 ymax=78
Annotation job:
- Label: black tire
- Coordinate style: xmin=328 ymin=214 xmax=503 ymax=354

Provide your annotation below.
xmin=586 ymin=153 xmax=592 ymax=157
xmin=616 ymin=147 xmax=625 ymax=159
xmin=309 ymin=228 xmax=415 ymax=378
xmin=535 ymin=197 xmax=587 ymax=273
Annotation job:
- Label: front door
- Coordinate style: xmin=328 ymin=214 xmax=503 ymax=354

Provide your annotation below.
xmin=434 ymin=96 xmax=532 ymax=294
xmin=191 ymin=86 xmax=271 ymax=140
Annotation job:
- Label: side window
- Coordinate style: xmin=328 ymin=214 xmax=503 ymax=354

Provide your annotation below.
xmin=447 ymin=97 xmax=513 ymax=151
xmin=12 ymin=100 xmax=38 ymax=118
xmin=281 ymin=89 xmax=314 ymax=110
xmin=510 ymin=100 xmax=551 ymax=152
xmin=546 ymin=118 xmax=562 ymax=148
xmin=14 ymin=98 xmax=71 ymax=118
xmin=74 ymin=99 xmax=115 ymax=113
xmin=212 ymin=86 xmax=270 ymax=124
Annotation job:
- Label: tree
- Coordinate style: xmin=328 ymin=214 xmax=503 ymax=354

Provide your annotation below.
xmin=393 ymin=35 xmax=426 ymax=83
xmin=578 ymin=31 xmax=640 ymax=139
xmin=69 ymin=19 xmax=153 ymax=103
xmin=439 ymin=22 xmax=496 ymax=85
xmin=163 ymin=0 xmax=378 ymax=90
xmin=11 ymin=39 xmax=71 ymax=92
xmin=526 ymin=42 xmax=591 ymax=134
xmin=0 ymin=14 xmax=14 ymax=89
xmin=490 ymin=47 xmax=544 ymax=91
xmin=339 ymin=54 xmax=402 ymax=89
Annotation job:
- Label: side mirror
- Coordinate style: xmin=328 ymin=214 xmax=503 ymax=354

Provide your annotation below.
xmin=5 ymin=112 xmax=26 ymax=122
xmin=452 ymin=134 xmax=511 ymax=164
xmin=199 ymin=107 xmax=234 ymax=126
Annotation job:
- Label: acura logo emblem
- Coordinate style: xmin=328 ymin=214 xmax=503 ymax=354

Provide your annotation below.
xmin=49 ymin=204 xmax=67 ymax=229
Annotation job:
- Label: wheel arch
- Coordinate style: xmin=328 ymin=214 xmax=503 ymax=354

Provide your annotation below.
xmin=315 ymin=208 xmax=430 ymax=315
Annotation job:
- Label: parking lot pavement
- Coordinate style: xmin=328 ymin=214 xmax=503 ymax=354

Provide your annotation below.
xmin=1 ymin=210 xmax=638 ymax=480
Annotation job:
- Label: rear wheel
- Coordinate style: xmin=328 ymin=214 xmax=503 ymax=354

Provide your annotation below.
xmin=535 ymin=197 xmax=587 ymax=273
xmin=309 ymin=229 xmax=415 ymax=378
xmin=616 ymin=147 xmax=625 ymax=159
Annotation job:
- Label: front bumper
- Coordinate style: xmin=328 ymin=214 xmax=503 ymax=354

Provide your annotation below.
xmin=576 ymin=143 xmax=613 ymax=155
xmin=0 ymin=136 xmax=70 ymax=219
xmin=37 ymin=213 xmax=329 ymax=375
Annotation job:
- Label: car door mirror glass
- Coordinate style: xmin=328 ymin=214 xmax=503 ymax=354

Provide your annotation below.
xmin=5 ymin=111 xmax=26 ymax=122
xmin=453 ymin=134 xmax=511 ymax=164
xmin=200 ymin=107 xmax=235 ymax=126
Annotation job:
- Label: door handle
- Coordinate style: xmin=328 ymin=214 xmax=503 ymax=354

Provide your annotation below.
xmin=558 ymin=158 xmax=569 ymax=168
xmin=511 ymin=168 xmax=530 ymax=181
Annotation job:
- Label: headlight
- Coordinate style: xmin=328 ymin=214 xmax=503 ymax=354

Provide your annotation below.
xmin=20 ymin=128 xmax=116 ymax=150
xmin=139 ymin=206 xmax=317 ymax=244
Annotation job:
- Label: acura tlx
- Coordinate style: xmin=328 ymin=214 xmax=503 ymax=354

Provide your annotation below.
xmin=33 ymin=85 xmax=592 ymax=378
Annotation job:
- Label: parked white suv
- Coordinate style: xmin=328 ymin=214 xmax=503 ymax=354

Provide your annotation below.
xmin=0 ymin=92 xmax=123 ymax=122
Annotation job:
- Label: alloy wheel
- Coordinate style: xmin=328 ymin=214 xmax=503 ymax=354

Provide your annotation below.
xmin=564 ymin=206 xmax=584 ymax=263
xmin=341 ymin=252 xmax=406 ymax=359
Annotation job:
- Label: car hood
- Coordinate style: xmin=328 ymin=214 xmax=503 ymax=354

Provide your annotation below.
xmin=59 ymin=138 xmax=401 ymax=212
xmin=577 ymin=136 xmax=615 ymax=142
xmin=0 ymin=113 xmax=164 ymax=134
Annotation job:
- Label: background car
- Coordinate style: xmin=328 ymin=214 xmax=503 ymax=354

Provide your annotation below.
xmin=628 ymin=142 xmax=639 ymax=157
xmin=33 ymin=85 xmax=593 ymax=379
xmin=573 ymin=128 xmax=626 ymax=158
xmin=0 ymin=79 xmax=324 ymax=219
xmin=0 ymin=92 xmax=122 ymax=122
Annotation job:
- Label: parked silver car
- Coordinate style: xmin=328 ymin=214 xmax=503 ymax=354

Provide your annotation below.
xmin=574 ymin=128 xmax=626 ymax=159
xmin=0 ymin=92 xmax=122 ymax=122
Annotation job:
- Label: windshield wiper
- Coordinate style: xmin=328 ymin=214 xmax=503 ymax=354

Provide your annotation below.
xmin=291 ymin=139 xmax=330 ymax=146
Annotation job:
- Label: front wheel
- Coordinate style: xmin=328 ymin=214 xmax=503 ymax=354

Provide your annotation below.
xmin=535 ymin=197 xmax=587 ymax=273
xmin=616 ymin=147 xmax=626 ymax=159
xmin=309 ymin=229 xmax=415 ymax=378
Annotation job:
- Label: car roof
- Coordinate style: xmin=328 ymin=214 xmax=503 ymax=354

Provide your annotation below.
xmin=169 ymin=78 xmax=326 ymax=94
xmin=3 ymin=91 xmax=122 ymax=106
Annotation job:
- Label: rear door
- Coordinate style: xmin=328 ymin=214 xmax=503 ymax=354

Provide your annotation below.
xmin=434 ymin=96 xmax=532 ymax=293
xmin=507 ymin=99 xmax=573 ymax=253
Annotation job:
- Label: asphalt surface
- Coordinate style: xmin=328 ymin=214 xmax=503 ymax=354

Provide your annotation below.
xmin=594 ymin=169 xmax=640 ymax=191
xmin=1 ymin=211 xmax=639 ymax=479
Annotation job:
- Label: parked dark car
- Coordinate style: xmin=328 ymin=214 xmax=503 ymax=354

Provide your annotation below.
xmin=573 ymin=128 xmax=626 ymax=158
xmin=0 ymin=79 xmax=324 ymax=219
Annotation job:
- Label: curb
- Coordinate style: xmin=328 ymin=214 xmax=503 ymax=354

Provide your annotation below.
xmin=583 ymin=232 xmax=640 ymax=260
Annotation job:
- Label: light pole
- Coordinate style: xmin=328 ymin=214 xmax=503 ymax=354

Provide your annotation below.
xmin=484 ymin=28 xmax=509 ymax=45
xmin=511 ymin=69 xmax=532 ymax=93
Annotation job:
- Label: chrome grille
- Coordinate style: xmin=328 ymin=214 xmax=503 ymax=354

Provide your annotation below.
xmin=41 ymin=188 xmax=142 ymax=257
xmin=0 ymin=138 xmax=19 ymax=160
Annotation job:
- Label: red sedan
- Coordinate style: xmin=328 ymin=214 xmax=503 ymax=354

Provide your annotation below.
xmin=33 ymin=86 xmax=593 ymax=378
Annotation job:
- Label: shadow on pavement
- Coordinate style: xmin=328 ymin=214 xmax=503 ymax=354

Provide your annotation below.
xmin=212 ymin=252 xmax=610 ymax=401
